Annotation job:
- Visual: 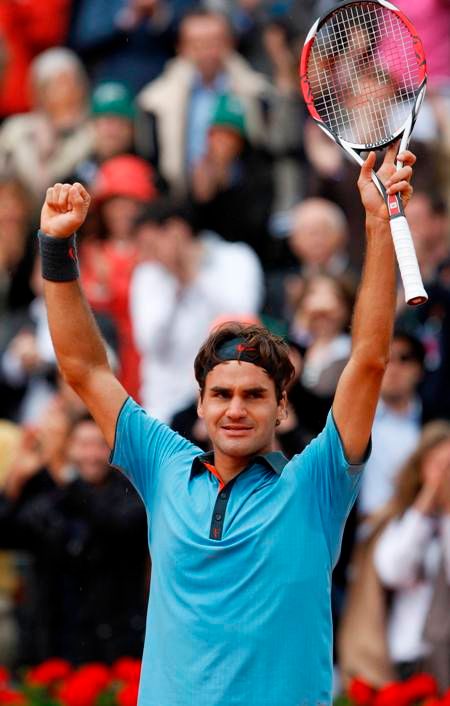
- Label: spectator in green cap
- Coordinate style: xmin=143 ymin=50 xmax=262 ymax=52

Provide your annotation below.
xmin=91 ymin=81 xmax=137 ymax=166
xmin=191 ymin=92 xmax=274 ymax=263
xmin=62 ymin=81 xmax=140 ymax=191
xmin=209 ymin=93 xmax=247 ymax=139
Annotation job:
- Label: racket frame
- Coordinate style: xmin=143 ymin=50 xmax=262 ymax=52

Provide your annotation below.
xmin=300 ymin=0 xmax=428 ymax=305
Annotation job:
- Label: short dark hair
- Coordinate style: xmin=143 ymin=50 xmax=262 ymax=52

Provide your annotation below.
xmin=134 ymin=197 xmax=200 ymax=234
xmin=194 ymin=323 xmax=295 ymax=401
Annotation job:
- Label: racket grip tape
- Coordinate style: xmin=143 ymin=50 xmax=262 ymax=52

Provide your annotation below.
xmin=389 ymin=216 xmax=428 ymax=306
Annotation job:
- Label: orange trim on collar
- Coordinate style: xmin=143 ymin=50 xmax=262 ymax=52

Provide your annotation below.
xmin=202 ymin=462 xmax=225 ymax=492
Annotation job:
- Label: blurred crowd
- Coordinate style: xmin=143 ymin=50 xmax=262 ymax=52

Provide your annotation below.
xmin=0 ymin=0 xmax=449 ymax=694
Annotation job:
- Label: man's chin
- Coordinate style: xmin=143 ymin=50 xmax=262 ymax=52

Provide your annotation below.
xmin=215 ymin=436 xmax=261 ymax=459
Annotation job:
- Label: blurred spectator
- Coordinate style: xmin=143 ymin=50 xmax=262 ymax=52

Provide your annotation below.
xmin=373 ymin=422 xmax=450 ymax=690
xmin=0 ymin=421 xmax=22 ymax=666
xmin=359 ymin=331 xmax=425 ymax=516
xmin=260 ymin=18 xmax=307 ymax=219
xmin=395 ymin=195 xmax=450 ymax=422
xmin=288 ymin=273 xmax=354 ymax=440
xmin=265 ymin=197 xmax=356 ymax=325
xmin=394 ymin=0 xmax=450 ymax=146
xmin=206 ymin=1 xmax=322 ymax=72
xmin=136 ymin=8 xmax=271 ymax=194
xmin=339 ymin=421 xmax=450 ymax=690
xmin=0 ymin=401 xmax=72 ymax=664
xmin=130 ymin=197 xmax=264 ymax=422
xmin=0 ymin=256 xmax=58 ymax=424
xmin=0 ymin=47 xmax=92 ymax=209
xmin=0 ymin=0 xmax=71 ymax=118
xmin=191 ymin=92 xmax=274 ymax=261
xmin=80 ymin=154 xmax=158 ymax=399
xmin=68 ymin=0 xmax=192 ymax=95
xmin=0 ymin=415 xmax=148 ymax=665
xmin=405 ymin=189 xmax=449 ymax=285
xmin=0 ymin=176 xmax=35 ymax=318
xmin=65 ymin=80 xmax=139 ymax=189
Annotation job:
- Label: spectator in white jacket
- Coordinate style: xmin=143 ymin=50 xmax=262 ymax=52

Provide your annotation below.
xmin=130 ymin=198 xmax=263 ymax=423
xmin=374 ymin=421 xmax=450 ymax=688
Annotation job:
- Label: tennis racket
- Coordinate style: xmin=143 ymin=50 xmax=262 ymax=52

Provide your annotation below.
xmin=300 ymin=0 xmax=428 ymax=305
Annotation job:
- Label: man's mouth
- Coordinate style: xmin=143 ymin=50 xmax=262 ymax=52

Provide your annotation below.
xmin=221 ymin=425 xmax=253 ymax=434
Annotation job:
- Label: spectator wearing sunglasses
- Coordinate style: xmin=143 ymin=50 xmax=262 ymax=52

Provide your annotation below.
xmin=358 ymin=329 xmax=425 ymax=517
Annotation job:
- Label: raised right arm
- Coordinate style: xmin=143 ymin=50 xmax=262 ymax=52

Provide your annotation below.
xmin=40 ymin=183 xmax=127 ymax=447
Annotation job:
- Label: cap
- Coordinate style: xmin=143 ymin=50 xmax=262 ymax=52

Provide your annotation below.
xmin=94 ymin=155 xmax=157 ymax=203
xmin=91 ymin=81 xmax=136 ymax=120
xmin=210 ymin=93 xmax=246 ymax=138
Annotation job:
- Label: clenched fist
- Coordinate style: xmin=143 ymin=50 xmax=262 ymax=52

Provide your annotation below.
xmin=40 ymin=182 xmax=91 ymax=238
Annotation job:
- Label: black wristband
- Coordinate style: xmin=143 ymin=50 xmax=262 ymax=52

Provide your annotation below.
xmin=38 ymin=230 xmax=80 ymax=282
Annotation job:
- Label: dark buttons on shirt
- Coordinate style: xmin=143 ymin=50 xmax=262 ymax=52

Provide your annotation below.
xmin=215 ymin=513 xmax=222 ymax=521
xmin=220 ymin=491 xmax=227 ymax=498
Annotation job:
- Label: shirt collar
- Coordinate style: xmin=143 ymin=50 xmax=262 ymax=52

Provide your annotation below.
xmin=191 ymin=450 xmax=288 ymax=479
xmin=192 ymin=70 xmax=228 ymax=93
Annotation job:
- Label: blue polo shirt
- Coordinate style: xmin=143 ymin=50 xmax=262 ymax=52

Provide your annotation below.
xmin=110 ymin=397 xmax=366 ymax=706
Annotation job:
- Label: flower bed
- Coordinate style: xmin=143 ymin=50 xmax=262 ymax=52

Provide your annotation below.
xmin=0 ymin=658 xmax=141 ymax=706
xmin=1 ymin=663 xmax=450 ymax=706
xmin=337 ymin=675 xmax=450 ymax=706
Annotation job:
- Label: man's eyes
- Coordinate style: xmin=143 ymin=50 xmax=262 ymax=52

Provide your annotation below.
xmin=211 ymin=391 xmax=264 ymax=399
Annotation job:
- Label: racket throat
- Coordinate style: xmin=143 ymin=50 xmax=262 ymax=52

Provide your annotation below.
xmin=387 ymin=192 xmax=405 ymax=219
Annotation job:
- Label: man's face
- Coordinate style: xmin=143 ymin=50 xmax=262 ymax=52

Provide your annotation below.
xmin=179 ymin=15 xmax=231 ymax=83
xmin=381 ymin=338 xmax=422 ymax=405
xmin=197 ymin=361 xmax=286 ymax=462
xmin=67 ymin=420 xmax=110 ymax=484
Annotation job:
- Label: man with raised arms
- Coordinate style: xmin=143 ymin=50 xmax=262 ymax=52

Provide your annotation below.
xmin=38 ymin=145 xmax=415 ymax=705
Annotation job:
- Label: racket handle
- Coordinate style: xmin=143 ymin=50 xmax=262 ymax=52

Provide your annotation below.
xmin=389 ymin=216 xmax=428 ymax=306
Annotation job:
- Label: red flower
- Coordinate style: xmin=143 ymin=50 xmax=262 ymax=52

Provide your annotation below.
xmin=73 ymin=663 xmax=110 ymax=690
xmin=0 ymin=667 xmax=10 ymax=686
xmin=403 ymin=673 xmax=439 ymax=702
xmin=348 ymin=677 xmax=376 ymax=706
xmin=117 ymin=681 xmax=139 ymax=706
xmin=57 ymin=664 xmax=111 ymax=706
xmin=26 ymin=658 xmax=72 ymax=686
xmin=373 ymin=682 xmax=411 ymax=706
xmin=0 ymin=688 xmax=27 ymax=705
xmin=112 ymin=658 xmax=141 ymax=684
xmin=422 ymin=699 xmax=443 ymax=706
xmin=441 ymin=690 xmax=450 ymax=706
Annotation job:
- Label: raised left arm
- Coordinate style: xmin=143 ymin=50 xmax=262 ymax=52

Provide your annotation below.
xmin=332 ymin=146 xmax=416 ymax=463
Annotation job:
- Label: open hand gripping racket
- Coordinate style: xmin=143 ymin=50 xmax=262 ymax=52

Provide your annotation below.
xmin=300 ymin=0 xmax=428 ymax=305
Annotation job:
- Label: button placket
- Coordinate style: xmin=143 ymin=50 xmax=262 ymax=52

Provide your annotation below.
xmin=209 ymin=480 xmax=235 ymax=540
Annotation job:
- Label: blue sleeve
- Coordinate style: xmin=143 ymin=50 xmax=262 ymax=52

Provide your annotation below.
xmin=109 ymin=397 xmax=197 ymax=507
xmin=295 ymin=410 xmax=369 ymax=566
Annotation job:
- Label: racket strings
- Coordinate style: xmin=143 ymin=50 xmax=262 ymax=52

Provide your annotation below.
xmin=307 ymin=2 xmax=421 ymax=146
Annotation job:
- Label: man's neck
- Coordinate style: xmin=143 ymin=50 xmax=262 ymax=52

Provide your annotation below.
xmin=212 ymin=442 xmax=274 ymax=486
xmin=213 ymin=451 xmax=250 ymax=486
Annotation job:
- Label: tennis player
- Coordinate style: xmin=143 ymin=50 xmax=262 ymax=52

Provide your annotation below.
xmin=39 ymin=145 xmax=415 ymax=706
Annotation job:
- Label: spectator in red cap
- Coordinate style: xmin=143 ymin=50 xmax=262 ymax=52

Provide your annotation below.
xmin=80 ymin=155 xmax=157 ymax=400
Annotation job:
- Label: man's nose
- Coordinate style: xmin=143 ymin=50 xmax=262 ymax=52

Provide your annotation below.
xmin=226 ymin=396 xmax=246 ymax=418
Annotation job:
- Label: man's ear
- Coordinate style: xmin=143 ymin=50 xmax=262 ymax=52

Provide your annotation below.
xmin=278 ymin=391 xmax=288 ymax=422
xmin=197 ymin=391 xmax=204 ymax=419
